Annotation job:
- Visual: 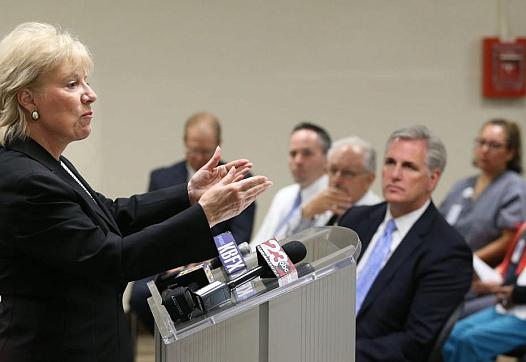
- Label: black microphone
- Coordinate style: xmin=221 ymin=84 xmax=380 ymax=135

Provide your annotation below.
xmin=191 ymin=240 xmax=307 ymax=313
xmin=162 ymin=241 xmax=307 ymax=322
xmin=156 ymin=241 xmax=253 ymax=293
xmin=227 ymin=240 xmax=306 ymax=289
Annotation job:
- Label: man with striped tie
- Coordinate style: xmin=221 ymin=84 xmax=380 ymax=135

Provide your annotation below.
xmin=339 ymin=125 xmax=473 ymax=362
xmin=250 ymin=122 xmax=331 ymax=249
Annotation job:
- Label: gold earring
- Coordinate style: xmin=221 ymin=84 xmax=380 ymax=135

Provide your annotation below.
xmin=31 ymin=109 xmax=39 ymax=120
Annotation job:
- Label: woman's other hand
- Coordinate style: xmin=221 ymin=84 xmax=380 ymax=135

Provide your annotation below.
xmin=472 ymin=279 xmax=502 ymax=295
xmin=198 ymin=166 xmax=272 ymax=227
xmin=495 ymin=285 xmax=514 ymax=309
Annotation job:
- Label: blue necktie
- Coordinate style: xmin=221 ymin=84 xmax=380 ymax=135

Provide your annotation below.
xmin=356 ymin=219 xmax=396 ymax=313
xmin=274 ymin=191 xmax=302 ymax=236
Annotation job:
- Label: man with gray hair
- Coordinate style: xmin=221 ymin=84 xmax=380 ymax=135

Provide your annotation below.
xmin=290 ymin=136 xmax=381 ymax=233
xmin=339 ymin=125 xmax=472 ymax=362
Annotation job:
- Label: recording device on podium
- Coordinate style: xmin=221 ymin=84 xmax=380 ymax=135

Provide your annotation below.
xmin=154 ymin=263 xmax=214 ymax=293
xmin=155 ymin=232 xmax=251 ymax=294
xmin=147 ymin=226 xmax=360 ymax=360
xmin=161 ymin=239 xmax=307 ymax=323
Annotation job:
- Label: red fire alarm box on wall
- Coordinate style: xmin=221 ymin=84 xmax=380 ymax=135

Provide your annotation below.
xmin=483 ymin=37 xmax=526 ymax=98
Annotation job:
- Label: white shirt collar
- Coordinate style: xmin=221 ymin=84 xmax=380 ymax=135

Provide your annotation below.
xmin=384 ymin=199 xmax=431 ymax=240
xmin=357 ymin=199 xmax=431 ymax=273
xmin=186 ymin=162 xmax=196 ymax=182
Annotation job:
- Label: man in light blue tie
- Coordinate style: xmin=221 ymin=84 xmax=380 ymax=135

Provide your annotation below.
xmin=338 ymin=125 xmax=473 ymax=362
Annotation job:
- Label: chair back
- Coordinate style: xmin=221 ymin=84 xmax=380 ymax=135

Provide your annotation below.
xmin=427 ymin=303 xmax=464 ymax=362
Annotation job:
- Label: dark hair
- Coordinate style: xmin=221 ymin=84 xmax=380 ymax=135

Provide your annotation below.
xmin=291 ymin=122 xmax=332 ymax=154
xmin=483 ymin=118 xmax=522 ymax=174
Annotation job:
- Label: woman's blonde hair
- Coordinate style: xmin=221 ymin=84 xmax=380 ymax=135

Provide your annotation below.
xmin=0 ymin=22 xmax=93 ymax=145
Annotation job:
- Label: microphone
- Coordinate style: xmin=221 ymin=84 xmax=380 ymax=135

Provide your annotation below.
xmin=227 ymin=240 xmax=306 ymax=288
xmin=191 ymin=240 xmax=307 ymax=313
xmin=161 ymin=240 xmax=307 ymax=322
xmin=208 ymin=241 xmax=252 ymax=271
xmin=159 ymin=239 xmax=251 ymax=292
xmin=155 ymin=238 xmax=251 ymax=293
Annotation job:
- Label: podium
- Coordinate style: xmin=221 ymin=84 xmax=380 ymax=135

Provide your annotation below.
xmin=147 ymin=226 xmax=361 ymax=362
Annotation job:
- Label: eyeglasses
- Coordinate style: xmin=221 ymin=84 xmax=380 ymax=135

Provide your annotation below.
xmin=328 ymin=167 xmax=367 ymax=179
xmin=186 ymin=147 xmax=216 ymax=157
xmin=474 ymin=138 xmax=507 ymax=151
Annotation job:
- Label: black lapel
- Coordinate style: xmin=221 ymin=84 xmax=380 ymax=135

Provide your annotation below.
xmin=358 ymin=202 xmax=437 ymax=315
xmin=9 ymin=137 xmax=62 ymax=173
xmin=355 ymin=204 xmax=387 ymax=264
xmin=60 ymin=157 xmax=121 ymax=234
xmin=8 ymin=138 xmax=121 ymax=234
xmin=175 ymin=162 xmax=189 ymax=184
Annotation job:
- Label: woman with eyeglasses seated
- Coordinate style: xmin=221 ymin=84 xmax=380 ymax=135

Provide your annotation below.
xmin=440 ymin=119 xmax=526 ymax=316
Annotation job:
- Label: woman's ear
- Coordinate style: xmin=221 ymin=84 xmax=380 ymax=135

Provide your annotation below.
xmin=17 ymin=88 xmax=36 ymax=113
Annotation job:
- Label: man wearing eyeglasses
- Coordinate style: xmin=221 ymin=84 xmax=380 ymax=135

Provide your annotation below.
xmin=130 ymin=112 xmax=256 ymax=334
xmin=146 ymin=112 xmax=256 ymax=243
xmin=290 ymin=136 xmax=381 ymax=233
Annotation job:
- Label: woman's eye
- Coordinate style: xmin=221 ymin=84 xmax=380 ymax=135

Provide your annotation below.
xmin=67 ymin=81 xmax=78 ymax=89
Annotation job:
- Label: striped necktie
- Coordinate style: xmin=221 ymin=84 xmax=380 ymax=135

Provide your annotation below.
xmin=274 ymin=191 xmax=302 ymax=236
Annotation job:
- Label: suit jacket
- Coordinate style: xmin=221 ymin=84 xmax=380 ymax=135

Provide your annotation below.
xmin=338 ymin=202 xmax=472 ymax=362
xmin=0 ymin=138 xmax=217 ymax=362
xmin=149 ymin=160 xmax=256 ymax=244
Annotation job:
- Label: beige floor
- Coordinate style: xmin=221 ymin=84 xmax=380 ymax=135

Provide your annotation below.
xmin=135 ymin=333 xmax=155 ymax=362
xmin=498 ymin=357 xmax=519 ymax=362
xmin=134 ymin=333 xmax=520 ymax=362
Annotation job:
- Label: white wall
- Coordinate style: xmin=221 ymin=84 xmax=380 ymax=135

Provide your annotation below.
xmin=1 ymin=0 xmax=525 ymax=232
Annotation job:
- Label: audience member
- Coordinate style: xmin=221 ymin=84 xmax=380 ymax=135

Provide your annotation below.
xmin=463 ymin=222 xmax=526 ymax=320
xmin=440 ymin=119 xmax=526 ymax=318
xmin=250 ymin=122 xmax=331 ymax=248
xmin=339 ymin=125 xmax=473 ymax=361
xmin=440 ymin=119 xmax=526 ymax=266
xmin=443 ymin=254 xmax=526 ymax=361
xmin=291 ymin=136 xmax=381 ymax=233
xmin=148 ymin=111 xmax=256 ymax=243
xmin=130 ymin=112 xmax=256 ymax=334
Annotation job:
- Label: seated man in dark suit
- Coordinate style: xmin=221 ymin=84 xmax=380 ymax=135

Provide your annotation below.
xmin=147 ymin=111 xmax=256 ymax=242
xmin=130 ymin=112 xmax=256 ymax=333
xmin=338 ymin=125 xmax=473 ymax=362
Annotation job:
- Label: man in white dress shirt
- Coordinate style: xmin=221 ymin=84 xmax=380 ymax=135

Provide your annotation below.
xmin=250 ymin=122 xmax=331 ymax=248
xmin=338 ymin=125 xmax=472 ymax=361
xmin=291 ymin=136 xmax=381 ymax=233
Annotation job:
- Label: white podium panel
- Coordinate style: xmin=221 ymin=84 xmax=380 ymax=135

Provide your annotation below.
xmin=267 ymin=266 xmax=355 ymax=362
xmin=148 ymin=226 xmax=360 ymax=362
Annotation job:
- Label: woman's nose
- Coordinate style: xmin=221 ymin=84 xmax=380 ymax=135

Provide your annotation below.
xmin=82 ymin=85 xmax=97 ymax=104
